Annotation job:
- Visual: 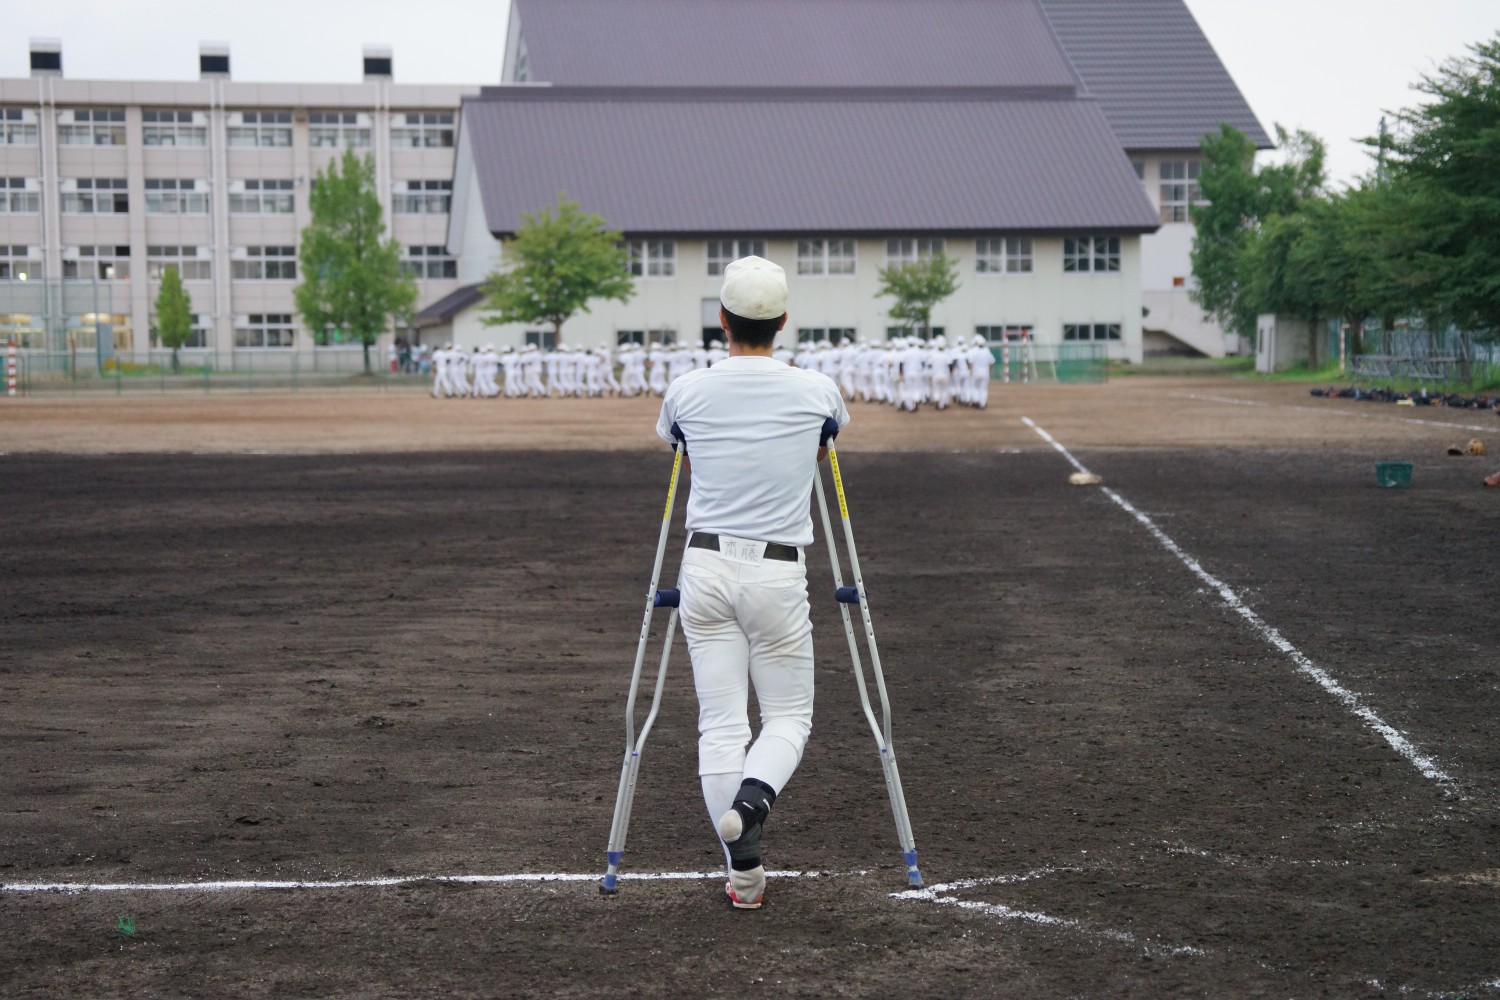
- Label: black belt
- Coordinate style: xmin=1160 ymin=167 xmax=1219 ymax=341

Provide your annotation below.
xmin=689 ymin=532 xmax=799 ymax=562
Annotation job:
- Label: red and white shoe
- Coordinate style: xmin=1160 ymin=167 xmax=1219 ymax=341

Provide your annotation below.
xmin=725 ymin=867 xmax=765 ymax=909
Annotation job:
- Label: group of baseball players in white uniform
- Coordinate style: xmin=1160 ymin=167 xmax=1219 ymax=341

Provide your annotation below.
xmin=428 ymin=335 xmax=996 ymax=410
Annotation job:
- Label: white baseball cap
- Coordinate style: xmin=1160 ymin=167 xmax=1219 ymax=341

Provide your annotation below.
xmin=720 ymin=255 xmax=787 ymax=321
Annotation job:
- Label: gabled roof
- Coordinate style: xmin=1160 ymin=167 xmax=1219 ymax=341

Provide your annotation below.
xmin=414 ymin=283 xmax=485 ymax=328
xmin=463 ymin=87 xmax=1159 ymax=236
xmin=1036 ymin=0 xmax=1272 ymax=150
xmin=512 ymin=0 xmax=1081 ymax=90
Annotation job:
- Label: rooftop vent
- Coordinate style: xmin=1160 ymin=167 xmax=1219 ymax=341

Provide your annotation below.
xmin=29 ymin=39 xmax=62 ymax=77
xmin=363 ymin=45 xmax=393 ymax=80
xmin=199 ymin=42 xmax=230 ymax=78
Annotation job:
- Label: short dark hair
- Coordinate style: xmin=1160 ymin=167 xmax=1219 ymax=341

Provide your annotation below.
xmin=720 ymin=305 xmax=784 ymax=349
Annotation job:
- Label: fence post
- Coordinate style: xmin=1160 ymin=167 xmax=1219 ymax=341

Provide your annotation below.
xmin=1001 ymin=339 xmax=1011 ymax=384
xmin=6 ymin=339 xmax=16 ymax=397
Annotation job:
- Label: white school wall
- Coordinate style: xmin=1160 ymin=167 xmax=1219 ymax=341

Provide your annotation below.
xmin=452 ymin=237 xmax=1144 ymax=360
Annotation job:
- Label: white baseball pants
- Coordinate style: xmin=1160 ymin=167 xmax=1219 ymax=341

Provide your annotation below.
xmin=679 ymin=544 xmax=815 ymax=797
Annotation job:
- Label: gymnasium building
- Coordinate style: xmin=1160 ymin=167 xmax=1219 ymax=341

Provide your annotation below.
xmin=0 ymin=1 xmax=1269 ymax=369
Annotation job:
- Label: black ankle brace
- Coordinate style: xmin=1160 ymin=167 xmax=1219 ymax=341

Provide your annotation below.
xmin=726 ymin=779 xmax=777 ymax=871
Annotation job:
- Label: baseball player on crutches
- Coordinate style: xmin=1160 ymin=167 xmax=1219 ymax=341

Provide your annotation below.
xmin=655 ymin=256 xmax=849 ymax=909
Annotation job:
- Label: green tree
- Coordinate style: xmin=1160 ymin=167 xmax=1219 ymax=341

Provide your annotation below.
xmin=480 ymin=196 xmax=634 ymax=344
xmin=1191 ymin=124 xmax=1325 ymax=341
xmin=877 ymin=253 xmax=961 ymax=340
xmin=295 ymin=148 xmax=416 ymax=373
xmin=153 ymin=264 xmax=193 ymax=374
xmin=1384 ymin=35 xmax=1500 ymax=334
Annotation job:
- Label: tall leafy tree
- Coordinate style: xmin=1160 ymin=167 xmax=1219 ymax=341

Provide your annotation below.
xmin=154 ymin=264 xmax=193 ymax=374
xmin=1384 ymin=35 xmax=1500 ymax=335
xmin=1191 ymin=125 xmax=1325 ymax=341
xmin=295 ymin=148 xmax=416 ymax=373
xmin=878 ymin=254 xmax=961 ymax=340
xmin=480 ymin=197 xmax=635 ymax=344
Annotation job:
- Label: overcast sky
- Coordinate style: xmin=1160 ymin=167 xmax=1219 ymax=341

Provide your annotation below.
xmin=2 ymin=0 xmax=1495 ymax=188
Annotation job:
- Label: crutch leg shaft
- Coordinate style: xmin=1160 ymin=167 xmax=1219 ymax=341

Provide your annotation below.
xmin=601 ymin=445 xmax=685 ymax=894
xmin=817 ymin=441 xmax=923 ymax=888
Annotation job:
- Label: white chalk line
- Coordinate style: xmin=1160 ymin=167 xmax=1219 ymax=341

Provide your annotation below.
xmin=1170 ymin=391 xmax=1498 ymax=434
xmin=2 ymin=861 xmax=1205 ymax=958
xmin=1023 ymin=417 xmax=1459 ymax=795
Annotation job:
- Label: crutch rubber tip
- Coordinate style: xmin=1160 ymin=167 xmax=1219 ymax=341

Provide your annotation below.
xmin=653 ymin=588 xmax=680 ymax=608
xmin=600 ymin=874 xmax=619 ymax=894
xmin=834 ymin=586 xmax=860 ymax=605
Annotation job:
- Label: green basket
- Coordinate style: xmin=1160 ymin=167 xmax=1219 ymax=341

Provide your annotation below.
xmin=1375 ymin=461 xmax=1413 ymax=488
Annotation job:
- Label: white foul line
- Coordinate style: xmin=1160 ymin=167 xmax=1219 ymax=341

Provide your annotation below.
xmin=1022 ymin=417 xmax=1458 ymax=795
xmin=1171 ymin=391 xmax=1498 ymax=434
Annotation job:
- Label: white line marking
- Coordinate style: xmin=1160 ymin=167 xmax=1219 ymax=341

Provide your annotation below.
xmin=1172 ymin=392 xmax=1497 ymax=434
xmin=894 ymin=868 xmax=1206 ymax=957
xmin=1023 ymin=417 xmax=1459 ymax=795
xmin=0 ymin=869 xmax=849 ymax=895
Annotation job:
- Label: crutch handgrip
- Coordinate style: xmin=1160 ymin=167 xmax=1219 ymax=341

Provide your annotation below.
xmin=670 ymin=422 xmax=686 ymax=453
xmin=820 ymin=417 xmax=840 ymax=446
xmin=653 ymin=588 xmax=680 ymax=608
xmin=834 ymin=586 xmax=861 ymax=605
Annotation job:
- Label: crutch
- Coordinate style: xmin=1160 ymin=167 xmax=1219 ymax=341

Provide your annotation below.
xmin=813 ymin=418 xmax=924 ymax=888
xmin=600 ymin=427 xmax=687 ymax=894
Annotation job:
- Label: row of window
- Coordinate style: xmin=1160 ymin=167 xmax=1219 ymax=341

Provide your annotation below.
xmin=0 ymin=245 xmax=455 ymax=282
xmin=1130 ymin=159 xmax=1206 ymax=223
xmin=0 ymin=177 xmax=452 ymax=215
xmin=0 ymin=107 xmax=455 ymax=149
xmin=623 ymin=237 xmax=1117 ymax=278
xmin=600 ymin=324 xmax=1120 ymax=348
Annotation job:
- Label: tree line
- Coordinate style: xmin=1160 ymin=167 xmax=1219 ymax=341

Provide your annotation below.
xmin=1191 ymin=36 xmax=1500 ymax=362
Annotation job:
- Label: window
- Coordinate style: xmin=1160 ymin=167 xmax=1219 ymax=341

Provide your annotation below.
xmin=227 ymin=111 xmax=292 ymax=148
xmin=0 ymin=245 xmax=41 ymax=280
xmin=145 ymin=179 xmax=210 ymax=215
xmin=796 ymin=239 xmax=855 ymax=276
xmin=626 ymin=240 xmax=676 ymax=278
xmin=229 ymin=179 xmax=295 ymax=214
xmin=392 ymin=180 xmax=452 ymax=214
xmin=142 ymin=109 xmax=207 ymax=147
xmin=63 ymin=246 xmax=132 ymax=281
xmin=2 ymin=108 xmax=38 ymax=146
xmin=0 ymin=178 xmax=40 ymax=214
xmin=401 ymin=245 xmax=457 ymax=280
xmin=147 ymin=246 xmax=212 ymax=281
xmin=232 ymin=246 xmax=297 ymax=281
xmin=886 ymin=238 xmax=944 ymax=266
xmin=1063 ymin=323 xmax=1122 ymax=342
xmin=975 ymin=237 xmax=1032 ymax=274
xmin=796 ymin=328 xmax=856 ymax=344
xmin=1159 ymin=160 xmax=1202 ymax=223
xmin=705 ymin=239 xmax=768 ymax=276
xmin=59 ymin=108 xmax=125 ymax=146
xmin=1063 ymin=236 xmax=1121 ymax=273
xmin=622 ymin=328 xmax=676 ymax=345
xmin=152 ymin=312 xmax=211 ymax=349
xmin=525 ymin=330 xmax=557 ymax=350
xmin=975 ymin=325 xmax=1032 ymax=345
xmin=308 ymin=111 xmax=371 ymax=148
xmin=234 ymin=313 xmax=296 ymax=348
xmin=886 ymin=326 xmax=945 ymax=341
xmin=391 ymin=112 xmax=455 ymax=148
xmin=62 ymin=178 xmax=129 ymax=214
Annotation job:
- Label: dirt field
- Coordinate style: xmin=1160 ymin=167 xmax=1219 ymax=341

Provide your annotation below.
xmin=3 ymin=377 xmax=1499 ymax=998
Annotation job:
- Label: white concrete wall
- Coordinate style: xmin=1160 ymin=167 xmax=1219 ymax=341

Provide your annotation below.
xmin=454 ymin=235 xmax=1145 ymax=362
xmin=1130 ymin=152 xmax=1240 ymax=357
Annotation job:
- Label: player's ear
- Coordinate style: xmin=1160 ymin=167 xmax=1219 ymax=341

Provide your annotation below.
xmin=776 ymin=313 xmax=788 ymax=332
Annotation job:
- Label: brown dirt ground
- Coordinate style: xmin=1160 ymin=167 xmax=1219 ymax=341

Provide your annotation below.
xmin=2 ymin=377 xmax=1499 ymax=998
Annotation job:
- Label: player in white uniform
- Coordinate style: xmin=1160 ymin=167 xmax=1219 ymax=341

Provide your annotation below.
xmin=620 ymin=345 xmax=648 ymax=396
xmin=656 ymin=256 xmax=849 ymax=910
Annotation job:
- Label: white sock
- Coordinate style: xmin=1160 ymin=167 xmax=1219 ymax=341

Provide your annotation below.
xmin=701 ymin=772 xmax=741 ymax=875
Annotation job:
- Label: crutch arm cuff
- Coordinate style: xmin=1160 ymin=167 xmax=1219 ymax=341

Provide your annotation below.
xmin=819 ymin=417 xmax=840 ymax=447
